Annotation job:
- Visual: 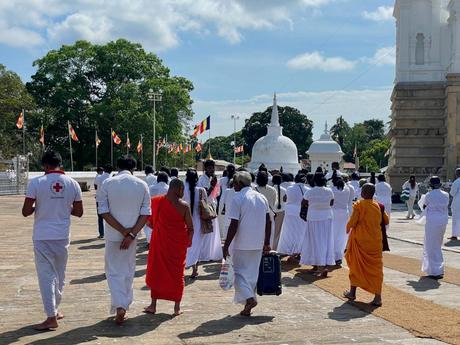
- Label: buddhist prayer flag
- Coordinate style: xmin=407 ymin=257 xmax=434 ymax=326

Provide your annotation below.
xmin=353 ymin=144 xmax=357 ymax=158
xmin=126 ymin=133 xmax=131 ymax=149
xmin=192 ymin=125 xmax=199 ymax=137
xmin=199 ymin=116 xmax=210 ymax=134
xmin=137 ymin=139 xmax=143 ymax=153
xmin=234 ymin=145 xmax=244 ymax=154
xmin=16 ymin=111 xmax=24 ymax=129
xmin=195 ymin=142 xmax=202 ymax=153
xmin=95 ymin=131 xmax=101 ymax=148
xmin=68 ymin=122 xmax=79 ymax=142
xmin=112 ymin=130 xmax=122 ymax=145
xmin=39 ymin=124 xmax=45 ymax=147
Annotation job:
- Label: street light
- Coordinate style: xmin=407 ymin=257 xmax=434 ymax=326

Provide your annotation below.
xmin=148 ymin=88 xmax=162 ymax=171
xmin=231 ymin=115 xmax=240 ymax=164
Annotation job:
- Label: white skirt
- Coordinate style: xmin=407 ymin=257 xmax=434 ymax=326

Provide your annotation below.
xmin=332 ymin=209 xmax=349 ymax=261
xmin=300 ymin=219 xmax=335 ymax=266
xmin=422 ymin=221 xmax=447 ymax=276
xmin=199 ymin=218 xmax=223 ymax=262
xmin=185 ymin=210 xmax=205 ymax=268
xmin=277 ymin=214 xmax=307 ymax=255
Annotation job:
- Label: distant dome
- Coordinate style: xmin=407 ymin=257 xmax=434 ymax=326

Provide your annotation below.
xmin=248 ymin=94 xmax=300 ymax=174
xmin=307 ymin=123 xmax=343 ymax=172
xmin=307 ymin=132 xmax=343 ymax=155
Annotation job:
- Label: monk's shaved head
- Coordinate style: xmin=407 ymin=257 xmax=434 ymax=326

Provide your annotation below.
xmin=169 ymin=178 xmax=184 ymax=191
xmin=361 ymin=183 xmax=375 ymax=200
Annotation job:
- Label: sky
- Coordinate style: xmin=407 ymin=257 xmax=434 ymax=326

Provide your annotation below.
xmin=0 ymin=0 xmax=396 ymax=139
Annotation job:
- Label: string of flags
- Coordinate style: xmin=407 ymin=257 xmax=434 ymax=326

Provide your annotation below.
xmin=234 ymin=145 xmax=244 ymax=154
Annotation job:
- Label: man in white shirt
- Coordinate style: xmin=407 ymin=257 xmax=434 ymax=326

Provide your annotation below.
xmin=449 ymin=168 xmax=460 ymax=240
xmin=22 ymin=150 xmax=83 ymax=330
xmin=223 ymin=171 xmax=271 ymax=316
xmin=255 ymin=171 xmax=278 ymax=246
xmin=94 ymin=164 xmax=113 ymax=239
xmin=375 ymin=174 xmax=392 ymax=218
xmin=98 ymin=155 xmax=151 ymax=324
xmin=422 ymin=176 xmax=449 ymax=279
xmin=144 ymin=172 xmax=169 ymax=244
xmin=325 ymin=162 xmax=342 ymax=185
xmin=145 ymin=165 xmax=157 ymax=187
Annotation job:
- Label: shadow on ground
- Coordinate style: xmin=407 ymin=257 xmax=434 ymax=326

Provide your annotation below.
xmin=328 ymin=301 xmax=378 ymax=322
xmin=0 ymin=313 xmax=172 ymax=345
xmin=178 ymin=315 xmax=274 ymax=339
xmin=444 ymin=239 xmax=460 ymax=247
xmin=407 ymin=277 xmax=441 ymax=291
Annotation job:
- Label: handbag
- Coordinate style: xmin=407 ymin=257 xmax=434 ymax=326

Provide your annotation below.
xmin=379 ymin=203 xmax=390 ymax=252
xmin=298 ymin=185 xmax=308 ymax=221
xmin=400 ymin=188 xmax=411 ymax=202
xmin=199 ymin=188 xmax=217 ymax=234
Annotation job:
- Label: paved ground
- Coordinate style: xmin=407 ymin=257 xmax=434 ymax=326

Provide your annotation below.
xmin=1 ymin=193 xmax=458 ymax=345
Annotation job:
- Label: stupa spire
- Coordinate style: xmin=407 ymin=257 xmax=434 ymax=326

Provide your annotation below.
xmin=270 ymin=92 xmax=280 ymax=127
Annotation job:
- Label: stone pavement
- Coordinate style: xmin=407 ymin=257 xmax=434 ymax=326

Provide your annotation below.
xmin=0 ymin=193 xmax=455 ymax=345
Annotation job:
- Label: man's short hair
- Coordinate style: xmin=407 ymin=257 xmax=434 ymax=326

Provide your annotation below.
xmin=331 ymin=162 xmax=340 ymax=169
xmin=157 ymin=171 xmax=169 ymax=184
xmin=117 ymin=155 xmax=136 ymax=171
xmin=204 ymin=160 xmax=215 ymax=168
xmin=104 ymin=164 xmax=113 ymax=174
xmin=234 ymin=171 xmax=252 ymax=187
xmin=96 ymin=166 xmax=104 ymax=173
xmin=145 ymin=165 xmax=154 ymax=175
xmin=160 ymin=166 xmax=171 ymax=176
xmin=42 ymin=150 xmax=62 ymax=168
xmin=170 ymin=168 xmax=179 ymax=177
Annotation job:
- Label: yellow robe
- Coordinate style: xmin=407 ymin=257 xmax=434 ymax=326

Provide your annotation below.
xmin=345 ymin=199 xmax=389 ymax=295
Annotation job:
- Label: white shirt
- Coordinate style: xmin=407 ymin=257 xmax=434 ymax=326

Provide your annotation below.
xmin=375 ymin=181 xmax=392 ymax=205
xmin=331 ymin=185 xmax=352 ymax=212
xmin=97 ymin=170 xmax=151 ymax=241
xmin=349 ymin=180 xmax=361 ymax=199
xmin=145 ymin=173 xmax=157 ymax=187
xmin=228 ymin=187 xmax=269 ymax=250
xmin=94 ymin=172 xmax=111 ymax=200
xmin=304 ymin=186 xmax=334 ymax=221
xmin=198 ymin=174 xmax=220 ymax=203
xmin=281 ymin=181 xmax=294 ymax=190
xmin=325 ymin=170 xmax=343 ymax=185
xmin=223 ymin=187 xmax=236 ymax=227
xmin=255 ymin=185 xmax=277 ymax=215
xmin=285 ymin=183 xmax=308 ymax=216
xmin=424 ymin=189 xmax=449 ymax=225
xmin=403 ymin=181 xmax=419 ymax=198
xmin=450 ymin=178 xmax=460 ymax=212
xmin=149 ymin=181 xmax=169 ymax=197
xmin=26 ymin=171 xmax=82 ymax=241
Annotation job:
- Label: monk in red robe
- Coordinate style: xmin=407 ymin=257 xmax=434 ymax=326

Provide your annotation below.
xmin=144 ymin=178 xmax=194 ymax=316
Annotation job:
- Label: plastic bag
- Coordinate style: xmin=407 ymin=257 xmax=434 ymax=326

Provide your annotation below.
xmin=415 ymin=194 xmax=427 ymax=225
xmin=219 ymin=256 xmax=234 ymax=291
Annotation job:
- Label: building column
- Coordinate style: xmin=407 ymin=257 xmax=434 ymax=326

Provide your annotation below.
xmin=446 ymin=74 xmax=460 ymax=180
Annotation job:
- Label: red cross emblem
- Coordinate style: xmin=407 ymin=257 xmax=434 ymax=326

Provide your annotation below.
xmin=52 ymin=182 xmax=64 ymax=193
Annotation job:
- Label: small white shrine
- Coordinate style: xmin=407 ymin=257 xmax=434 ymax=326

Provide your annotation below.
xmin=307 ymin=123 xmax=343 ymax=172
xmin=248 ymin=94 xmax=300 ymax=174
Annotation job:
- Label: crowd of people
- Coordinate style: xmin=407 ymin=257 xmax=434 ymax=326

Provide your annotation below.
xmin=21 ymin=150 xmax=455 ymax=331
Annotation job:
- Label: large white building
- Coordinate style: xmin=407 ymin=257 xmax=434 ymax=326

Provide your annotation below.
xmin=388 ymin=0 xmax=460 ymax=189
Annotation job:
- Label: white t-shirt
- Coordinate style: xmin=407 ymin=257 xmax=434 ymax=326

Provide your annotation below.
xmin=303 ymin=186 xmax=334 ymax=221
xmin=402 ymin=181 xmax=419 ymax=198
xmin=331 ymin=185 xmax=352 ymax=212
xmin=255 ymin=185 xmax=277 ymax=214
xmin=97 ymin=171 xmax=151 ymax=241
xmin=149 ymin=181 xmax=169 ymax=197
xmin=375 ymin=182 xmax=392 ymax=205
xmin=228 ymin=187 xmax=269 ymax=250
xmin=94 ymin=172 xmax=111 ymax=200
xmin=349 ymin=180 xmax=361 ymax=199
xmin=424 ymin=189 xmax=449 ymax=225
xmin=285 ymin=183 xmax=308 ymax=216
xmin=26 ymin=171 xmax=82 ymax=241
xmin=145 ymin=174 xmax=157 ymax=187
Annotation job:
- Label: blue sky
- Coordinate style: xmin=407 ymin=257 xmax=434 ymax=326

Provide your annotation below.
xmin=0 ymin=0 xmax=396 ymax=139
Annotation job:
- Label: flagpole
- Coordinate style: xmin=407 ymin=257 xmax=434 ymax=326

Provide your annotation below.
xmin=127 ymin=132 xmax=129 ymax=154
xmin=22 ymin=109 xmax=26 ymax=156
xmin=141 ymin=134 xmax=144 ymax=171
xmin=95 ymin=129 xmax=98 ymax=168
xmin=111 ymin=128 xmax=113 ymax=167
xmin=68 ymin=121 xmax=74 ymax=172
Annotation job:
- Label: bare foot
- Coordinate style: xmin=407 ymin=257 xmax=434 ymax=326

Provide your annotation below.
xmin=144 ymin=304 xmax=156 ymax=314
xmin=115 ymin=308 xmax=126 ymax=325
xmin=240 ymin=299 xmax=257 ymax=316
xmin=172 ymin=302 xmax=182 ymax=317
xmin=56 ymin=312 xmax=64 ymax=320
xmin=343 ymin=291 xmax=356 ymax=301
xmin=33 ymin=317 xmax=58 ymax=331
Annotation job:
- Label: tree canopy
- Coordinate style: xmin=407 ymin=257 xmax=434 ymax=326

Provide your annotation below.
xmin=26 ymin=39 xmax=194 ymax=170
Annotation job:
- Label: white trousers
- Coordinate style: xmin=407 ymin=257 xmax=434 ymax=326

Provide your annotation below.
xmin=422 ymin=222 xmax=447 ymax=276
xmin=406 ymin=197 xmax=416 ymax=218
xmin=231 ymin=249 xmax=262 ymax=304
xmin=34 ymin=239 xmax=69 ymax=317
xmin=105 ymin=239 xmax=137 ymax=314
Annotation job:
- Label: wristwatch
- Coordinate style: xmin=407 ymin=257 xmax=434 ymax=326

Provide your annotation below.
xmin=128 ymin=232 xmax=136 ymax=239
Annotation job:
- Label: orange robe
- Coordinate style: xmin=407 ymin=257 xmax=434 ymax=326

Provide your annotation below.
xmin=146 ymin=195 xmax=190 ymax=302
xmin=345 ymin=199 xmax=389 ymax=295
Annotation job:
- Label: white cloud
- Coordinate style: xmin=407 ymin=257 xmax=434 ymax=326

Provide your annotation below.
xmin=367 ymin=46 xmax=396 ymax=66
xmin=287 ymin=51 xmax=357 ymax=72
xmin=193 ymin=88 xmax=392 ymax=140
xmin=362 ymin=6 xmax=394 ymax=22
xmin=0 ymin=0 xmax=333 ymax=50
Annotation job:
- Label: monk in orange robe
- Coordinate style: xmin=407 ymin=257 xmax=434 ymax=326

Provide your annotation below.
xmin=344 ymin=183 xmax=389 ymax=307
xmin=144 ymin=179 xmax=194 ymax=316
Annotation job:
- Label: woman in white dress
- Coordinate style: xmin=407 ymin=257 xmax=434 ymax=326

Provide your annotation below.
xmin=331 ymin=176 xmax=353 ymax=266
xmin=402 ymin=175 xmax=419 ymax=219
xmin=375 ymin=174 xmax=392 ymax=219
xmin=218 ymin=164 xmax=235 ymax=236
xmin=300 ymin=172 xmax=335 ymax=277
xmin=272 ymin=174 xmax=287 ymax=251
xmin=277 ymin=173 xmax=308 ymax=260
xmin=184 ymin=169 xmax=207 ymax=278
xmin=221 ymin=181 xmax=236 ymax=240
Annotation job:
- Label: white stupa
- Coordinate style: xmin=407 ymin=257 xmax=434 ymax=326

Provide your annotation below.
xmin=248 ymin=94 xmax=300 ymax=174
xmin=307 ymin=122 xmax=343 ymax=172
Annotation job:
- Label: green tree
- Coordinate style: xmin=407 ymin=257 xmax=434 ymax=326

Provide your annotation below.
xmin=203 ymin=131 xmax=244 ymax=163
xmin=242 ymin=106 xmax=313 ymax=158
xmin=26 ymin=39 xmax=194 ymax=170
xmin=0 ymin=64 xmax=36 ymax=159
xmin=359 ymin=138 xmax=390 ymax=171
xmin=330 ymin=116 xmax=350 ymax=148
xmin=363 ymin=119 xmax=385 ymax=141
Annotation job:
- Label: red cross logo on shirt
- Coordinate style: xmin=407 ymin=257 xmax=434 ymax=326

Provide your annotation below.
xmin=50 ymin=182 xmax=65 ymax=194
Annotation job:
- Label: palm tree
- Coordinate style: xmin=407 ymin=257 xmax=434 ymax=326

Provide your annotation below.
xmin=330 ymin=116 xmax=350 ymax=148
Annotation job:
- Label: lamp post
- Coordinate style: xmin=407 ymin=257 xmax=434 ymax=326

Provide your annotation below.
xmin=231 ymin=115 xmax=240 ymax=164
xmin=148 ymin=88 xmax=162 ymax=171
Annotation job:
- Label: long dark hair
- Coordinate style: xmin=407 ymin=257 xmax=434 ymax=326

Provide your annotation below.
xmin=226 ymin=164 xmax=236 ymax=187
xmin=409 ymin=175 xmax=416 ymax=189
xmin=370 ymin=172 xmax=376 ymax=185
xmin=186 ymin=168 xmax=198 ymax=215
xmin=272 ymin=174 xmax=282 ymax=210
